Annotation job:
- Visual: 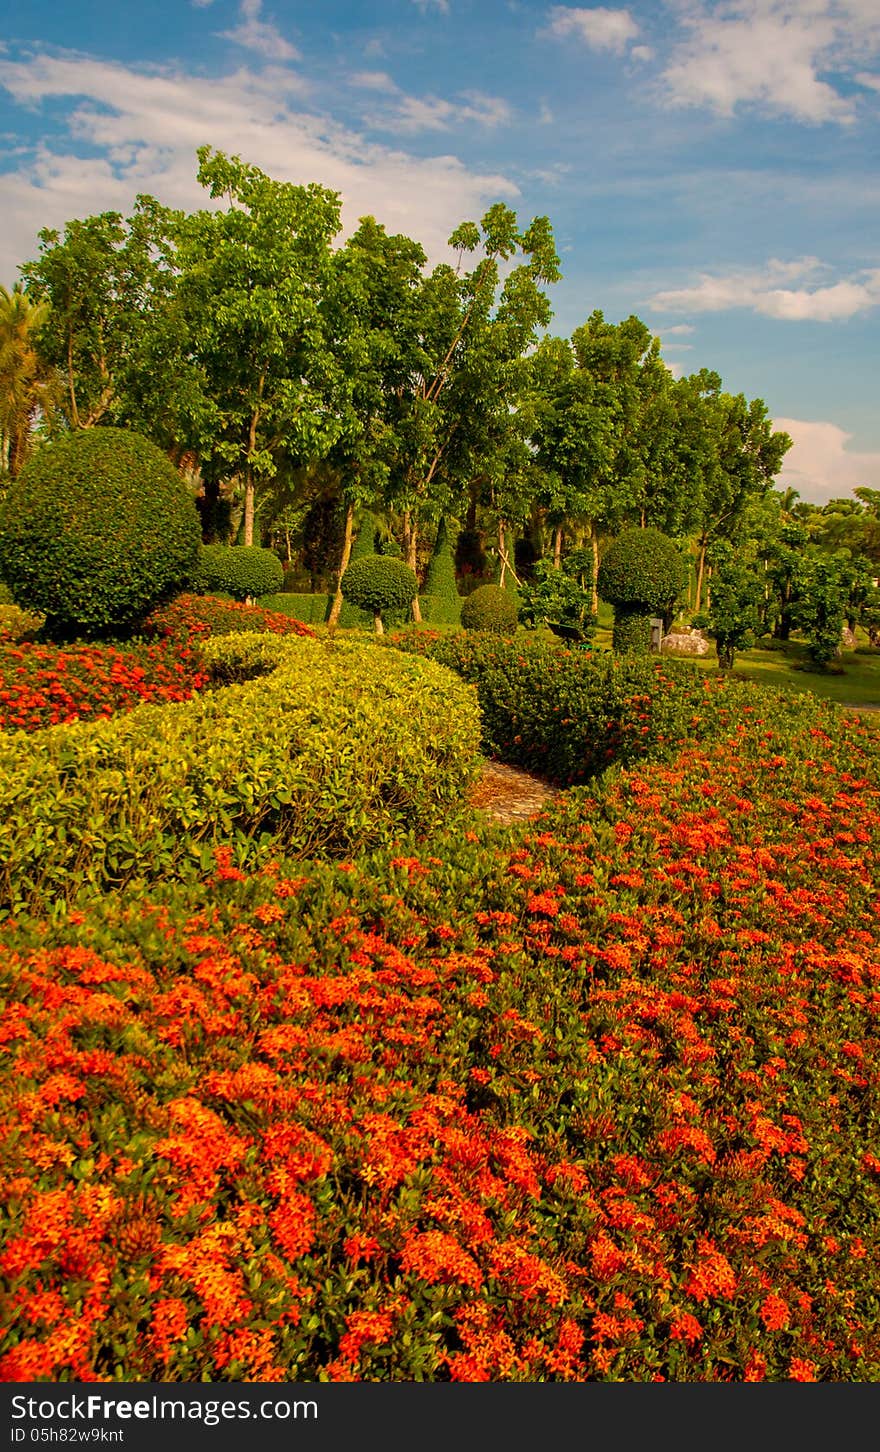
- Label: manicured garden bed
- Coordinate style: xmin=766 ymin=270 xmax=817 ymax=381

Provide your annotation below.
xmin=1 ymin=617 xmax=878 ymax=1382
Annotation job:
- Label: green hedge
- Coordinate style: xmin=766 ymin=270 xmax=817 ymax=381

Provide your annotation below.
xmin=0 ymin=633 xmax=481 ymax=915
xmin=385 ymin=631 xmax=846 ymax=786
xmin=257 ymin=592 xmax=459 ymax=628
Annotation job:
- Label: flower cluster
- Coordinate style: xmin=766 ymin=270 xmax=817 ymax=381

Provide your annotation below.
xmin=145 ymin=594 xmax=316 ymax=644
xmin=0 ymin=639 xmax=208 ymax=733
xmin=1 ymin=694 xmax=877 ymax=1381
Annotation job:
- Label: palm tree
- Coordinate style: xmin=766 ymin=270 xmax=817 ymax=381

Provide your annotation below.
xmin=0 ymin=283 xmax=62 ymax=476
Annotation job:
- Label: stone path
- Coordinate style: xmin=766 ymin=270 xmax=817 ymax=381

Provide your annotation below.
xmin=468 ymin=760 xmax=560 ymax=826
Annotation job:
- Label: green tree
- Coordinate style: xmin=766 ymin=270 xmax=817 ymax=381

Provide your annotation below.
xmin=0 ymin=284 xmax=62 ymax=476
xmin=171 ymin=148 xmax=343 ymax=547
xmin=793 ymin=556 xmax=845 ymax=669
xmin=705 ymin=543 xmax=763 ymax=671
xmin=20 ymin=201 xmax=174 ymax=432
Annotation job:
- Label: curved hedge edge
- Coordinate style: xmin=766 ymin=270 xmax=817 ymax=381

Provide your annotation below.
xmin=0 ymin=632 xmax=482 ymax=916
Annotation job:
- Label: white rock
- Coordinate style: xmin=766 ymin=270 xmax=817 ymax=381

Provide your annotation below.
xmin=662 ymin=630 xmax=710 ymax=657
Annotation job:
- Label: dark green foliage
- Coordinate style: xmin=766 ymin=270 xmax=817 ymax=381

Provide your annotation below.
xmin=598 ymin=527 xmax=687 ymax=655
xmin=341 ymin=554 xmax=418 ymax=629
xmin=195 ymin=545 xmax=284 ymax=601
xmin=455 ymin=528 xmax=488 ymax=588
xmin=705 ymin=547 xmax=763 ymax=670
xmin=793 ymin=556 xmax=846 ymax=669
xmin=0 ymin=428 xmax=201 ymax=638
xmin=610 ymin=607 xmax=651 ymax=655
xmin=518 ymin=559 xmax=596 ymax=642
xmin=423 ymin=519 xmax=461 ymax=625
xmin=386 ymin=630 xmax=846 ymax=788
xmin=301 ymin=495 xmax=346 ymax=587
xmin=460 ymin=583 xmax=518 ymax=633
xmin=598 ymin=527 xmax=687 ymax=610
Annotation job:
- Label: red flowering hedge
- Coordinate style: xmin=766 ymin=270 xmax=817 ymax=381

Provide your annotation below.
xmin=1 ymin=698 xmax=878 ymax=1382
xmin=145 ymin=594 xmax=316 ymax=645
xmin=0 ymin=595 xmax=315 ymax=737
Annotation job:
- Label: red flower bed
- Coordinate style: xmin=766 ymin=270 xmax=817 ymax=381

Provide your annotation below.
xmin=1 ymin=708 xmax=878 ymax=1382
xmin=0 ymin=595 xmax=315 ymax=734
xmin=0 ymin=640 xmax=208 ymax=733
xmin=145 ymin=594 xmax=316 ymax=644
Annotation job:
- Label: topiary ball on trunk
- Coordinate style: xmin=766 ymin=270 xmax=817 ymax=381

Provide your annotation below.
xmin=598 ymin=527 xmax=687 ymax=655
xmin=460 ymin=582 xmax=519 ymax=633
xmin=0 ymin=427 xmax=201 ymax=639
xmin=194 ymin=544 xmax=283 ymax=601
xmin=341 ymin=554 xmax=418 ymax=633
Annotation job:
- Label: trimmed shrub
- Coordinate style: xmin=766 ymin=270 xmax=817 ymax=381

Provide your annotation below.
xmin=341 ymin=554 xmax=418 ymax=634
xmin=257 ymin=592 xmax=330 ymax=626
xmin=460 ymin=583 xmax=519 ymax=633
xmin=423 ymin=519 xmax=462 ymax=626
xmin=386 ymin=630 xmax=847 ymax=787
xmin=0 ymin=632 xmax=480 ymax=914
xmin=598 ymin=527 xmax=687 ymax=655
xmin=145 ymin=593 xmax=316 ymax=642
xmin=194 ymin=544 xmax=283 ymax=602
xmin=0 ymin=428 xmax=201 ymax=638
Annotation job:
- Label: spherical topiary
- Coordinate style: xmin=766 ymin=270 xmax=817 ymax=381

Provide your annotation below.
xmin=597 ymin=527 xmax=687 ymax=655
xmin=195 ymin=544 xmax=283 ymax=601
xmin=341 ymin=554 xmax=418 ymax=633
xmin=598 ymin=527 xmax=686 ymax=610
xmin=0 ymin=428 xmax=201 ymax=638
xmin=460 ymin=583 xmax=519 ymax=633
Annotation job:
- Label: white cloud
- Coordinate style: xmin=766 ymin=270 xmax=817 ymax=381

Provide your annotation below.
xmin=411 ymin=0 xmax=450 ymax=12
xmin=774 ymin=416 xmax=880 ymax=504
xmin=650 ymin=256 xmax=880 ymax=321
xmin=545 ymin=6 xmax=640 ymax=53
xmin=855 ymin=70 xmax=880 ymax=92
xmin=659 ymin=0 xmax=880 ymax=125
xmin=218 ymin=0 xmax=300 ymax=63
xmin=663 ymin=322 xmax=695 ymax=334
xmin=353 ymin=70 xmax=513 ymax=132
xmin=0 ymin=51 xmax=519 ymax=282
xmin=349 ymin=70 xmax=397 ymax=92
xmin=386 ymin=90 xmax=512 ymax=132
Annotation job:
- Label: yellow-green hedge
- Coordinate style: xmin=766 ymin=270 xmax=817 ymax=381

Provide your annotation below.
xmin=0 ymin=633 xmax=481 ymax=914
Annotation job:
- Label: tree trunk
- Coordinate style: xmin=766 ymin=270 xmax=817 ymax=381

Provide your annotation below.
xmin=694 ymin=539 xmax=708 ymax=613
xmin=717 ymin=642 xmax=735 ymax=672
xmin=498 ymin=518 xmax=507 ymax=588
xmin=327 ymin=501 xmax=355 ymax=628
xmin=243 ymin=471 xmax=255 ymax=548
xmin=590 ymin=527 xmax=599 ymax=616
xmin=403 ymin=510 xmax=422 ymax=622
xmin=374 ymin=613 xmax=384 ymax=636
xmin=553 ymin=525 xmax=563 ymax=569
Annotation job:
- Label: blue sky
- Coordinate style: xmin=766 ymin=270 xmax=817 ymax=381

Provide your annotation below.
xmin=1 ymin=0 xmax=879 ymax=503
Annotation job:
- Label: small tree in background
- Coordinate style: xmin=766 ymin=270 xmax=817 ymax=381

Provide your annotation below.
xmin=195 ymin=544 xmax=283 ymax=602
xmin=793 ymin=557 xmax=845 ymax=670
xmin=598 ymin=527 xmax=686 ymax=655
xmin=340 ymin=554 xmax=417 ymax=634
xmin=460 ymin=583 xmax=519 ymax=633
xmin=518 ymin=557 xmax=596 ymax=642
xmin=705 ymin=545 xmax=763 ymax=671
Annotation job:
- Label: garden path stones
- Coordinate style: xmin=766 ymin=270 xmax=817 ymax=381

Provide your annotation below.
xmin=469 ymin=760 xmax=560 ymax=825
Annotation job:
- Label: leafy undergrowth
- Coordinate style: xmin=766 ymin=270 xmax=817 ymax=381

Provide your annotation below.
xmin=1 ymin=705 xmax=878 ymax=1382
xmin=0 ymin=596 xmax=315 ymax=734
